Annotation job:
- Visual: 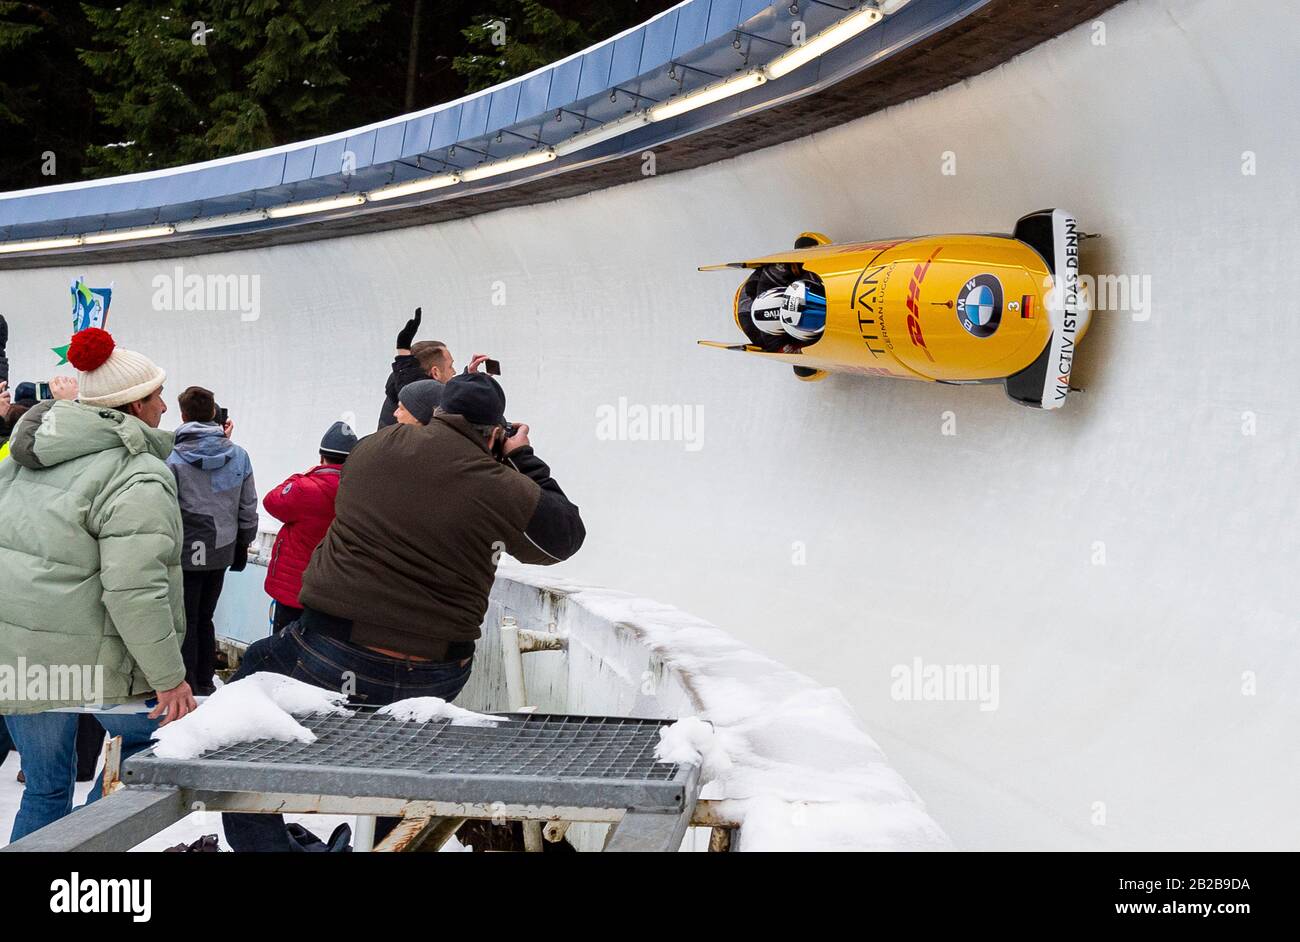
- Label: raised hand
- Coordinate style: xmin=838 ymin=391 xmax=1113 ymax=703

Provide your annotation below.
xmin=395 ymin=306 xmax=423 ymax=351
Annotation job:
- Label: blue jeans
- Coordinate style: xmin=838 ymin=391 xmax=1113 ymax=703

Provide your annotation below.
xmin=4 ymin=710 xmax=159 ymax=842
xmin=222 ymin=620 xmax=473 ymax=852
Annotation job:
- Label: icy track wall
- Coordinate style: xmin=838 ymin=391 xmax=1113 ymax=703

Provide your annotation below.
xmin=2 ymin=0 xmax=1297 ymax=850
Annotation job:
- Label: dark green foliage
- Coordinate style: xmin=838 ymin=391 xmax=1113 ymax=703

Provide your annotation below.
xmin=78 ymin=1 xmax=387 ymax=175
xmin=0 ymin=0 xmax=675 ymax=191
xmin=454 ymin=0 xmax=589 ymax=92
xmin=454 ymin=1 xmax=666 ymax=92
xmin=0 ymin=1 xmax=99 ymax=187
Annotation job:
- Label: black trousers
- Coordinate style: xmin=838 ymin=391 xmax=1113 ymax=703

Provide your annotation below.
xmin=75 ymin=714 xmax=105 ymax=782
xmin=182 ymin=568 xmax=226 ymax=692
xmin=272 ymin=601 xmax=303 ymax=633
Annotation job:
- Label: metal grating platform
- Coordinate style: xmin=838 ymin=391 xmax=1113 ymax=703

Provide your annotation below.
xmin=123 ymin=711 xmax=695 ymax=813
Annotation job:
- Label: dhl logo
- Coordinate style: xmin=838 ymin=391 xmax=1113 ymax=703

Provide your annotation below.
xmin=903 ymin=247 xmax=942 ymax=361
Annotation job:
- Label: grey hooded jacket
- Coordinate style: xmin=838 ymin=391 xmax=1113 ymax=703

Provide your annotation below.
xmin=166 ymin=421 xmax=258 ymax=571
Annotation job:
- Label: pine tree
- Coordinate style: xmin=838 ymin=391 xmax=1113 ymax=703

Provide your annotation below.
xmin=0 ymin=2 xmax=98 ymax=190
xmin=79 ymin=0 xmax=387 ymax=175
xmin=453 ymin=1 xmax=665 ymax=92
xmin=0 ymin=2 xmax=42 ymax=127
xmin=454 ymin=0 xmax=587 ymax=93
xmin=0 ymin=1 xmax=676 ymax=188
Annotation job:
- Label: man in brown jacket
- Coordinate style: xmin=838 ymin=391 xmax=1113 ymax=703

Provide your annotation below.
xmin=223 ymin=372 xmax=585 ymax=851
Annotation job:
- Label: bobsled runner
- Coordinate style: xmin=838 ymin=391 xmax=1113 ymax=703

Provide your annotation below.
xmin=699 ymin=209 xmax=1092 ymax=409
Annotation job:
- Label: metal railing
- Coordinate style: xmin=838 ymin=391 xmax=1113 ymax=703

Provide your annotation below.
xmin=0 ymin=0 xmax=992 ymax=258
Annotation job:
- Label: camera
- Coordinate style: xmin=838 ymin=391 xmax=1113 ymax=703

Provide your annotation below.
xmin=491 ymin=423 xmax=519 ymax=462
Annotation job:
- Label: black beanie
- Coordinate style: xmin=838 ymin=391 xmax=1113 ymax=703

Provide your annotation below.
xmin=438 ymin=372 xmax=506 ymax=426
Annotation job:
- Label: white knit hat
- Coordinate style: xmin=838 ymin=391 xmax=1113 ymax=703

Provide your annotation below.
xmin=66 ymin=328 xmax=166 ymax=408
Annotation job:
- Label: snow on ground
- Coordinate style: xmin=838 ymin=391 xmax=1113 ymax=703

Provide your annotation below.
xmin=500 ymin=564 xmax=952 ymax=851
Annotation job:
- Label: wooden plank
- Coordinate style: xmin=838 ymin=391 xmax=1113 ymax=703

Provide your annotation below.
xmin=373 ymin=816 xmax=467 ymax=853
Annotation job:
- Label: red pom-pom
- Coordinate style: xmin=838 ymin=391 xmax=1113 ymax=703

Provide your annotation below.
xmin=67 ymin=327 xmax=116 ymax=372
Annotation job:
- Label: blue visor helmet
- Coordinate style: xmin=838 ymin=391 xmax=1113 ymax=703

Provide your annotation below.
xmin=779 ymin=280 xmax=827 ymax=342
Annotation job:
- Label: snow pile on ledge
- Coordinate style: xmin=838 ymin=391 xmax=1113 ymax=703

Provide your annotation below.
xmin=497 ymin=564 xmax=952 ymax=852
xmin=655 ymin=716 xmax=732 ymax=783
xmin=379 ymin=697 xmax=503 ymax=727
xmin=152 ymin=673 xmax=351 ymax=760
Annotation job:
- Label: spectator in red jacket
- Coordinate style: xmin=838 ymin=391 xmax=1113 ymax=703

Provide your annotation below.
xmin=263 ymin=421 xmax=358 ymax=632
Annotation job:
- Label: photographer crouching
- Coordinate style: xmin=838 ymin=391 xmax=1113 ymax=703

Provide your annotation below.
xmin=222 ymin=371 xmax=586 ymax=852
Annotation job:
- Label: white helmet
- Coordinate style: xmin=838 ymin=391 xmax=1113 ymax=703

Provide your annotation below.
xmin=750 ymin=287 xmax=789 ymax=336
xmin=779 ymin=280 xmax=828 ymax=343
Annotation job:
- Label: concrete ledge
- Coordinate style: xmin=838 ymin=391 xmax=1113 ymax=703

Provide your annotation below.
xmin=473 ymin=564 xmax=952 ymax=851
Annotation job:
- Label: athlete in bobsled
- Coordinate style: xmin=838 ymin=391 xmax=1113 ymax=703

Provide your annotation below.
xmin=736 ymin=233 xmax=832 ymax=353
xmin=701 ymin=210 xmax=1093 ymax=409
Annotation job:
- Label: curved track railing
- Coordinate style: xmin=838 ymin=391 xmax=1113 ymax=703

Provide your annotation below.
xmin=0 ymin=0 xmax=990 ymax=257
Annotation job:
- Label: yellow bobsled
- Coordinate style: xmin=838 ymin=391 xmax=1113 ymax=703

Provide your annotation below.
xmin=699 ymin=209 xmax=1092 ymax=409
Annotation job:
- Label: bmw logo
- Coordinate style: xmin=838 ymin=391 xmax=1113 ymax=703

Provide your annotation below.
xmin=956 ymin=274 xmax=1003 ymax=338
